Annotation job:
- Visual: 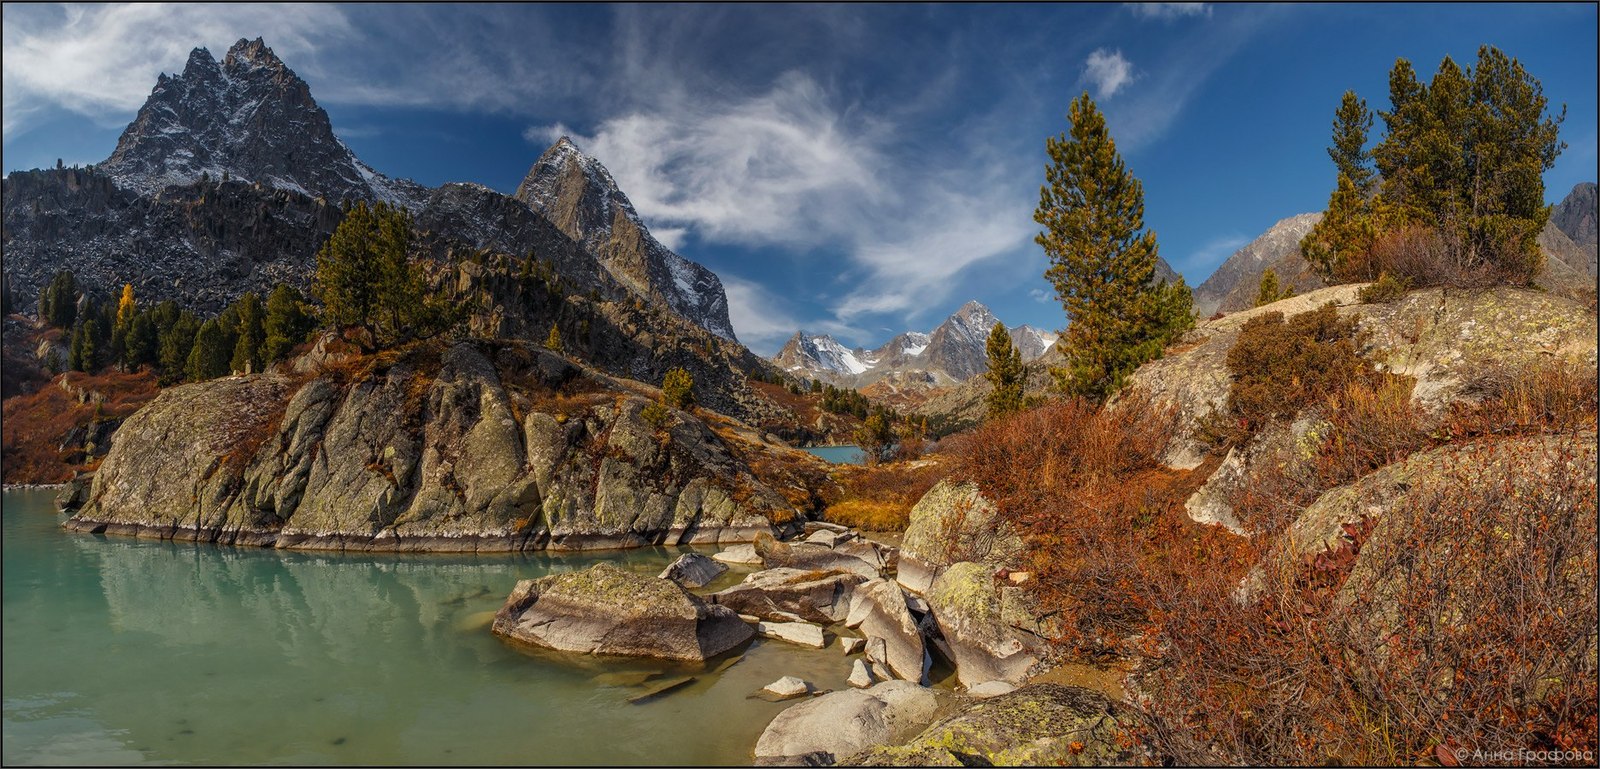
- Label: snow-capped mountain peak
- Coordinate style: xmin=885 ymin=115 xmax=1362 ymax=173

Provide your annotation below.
xmin=771 ymin=300 xmax=1052 ymax=388
xmin=513 ymin=137 xmax=738 ymax=342
xmin=99 ymin=38 xmax=427 ymax=208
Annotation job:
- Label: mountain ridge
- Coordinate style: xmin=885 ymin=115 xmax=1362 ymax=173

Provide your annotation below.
xmin=773 ymin=300 xmax=1058 ymax=389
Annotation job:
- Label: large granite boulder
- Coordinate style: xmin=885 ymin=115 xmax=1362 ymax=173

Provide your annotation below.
xmin=925 ymin=561 xmax=1045 ymax=687
xmin=845 ymin=578 xmax=928 ymax=683
xmin=754 ymin=532 xmax=880 ymax=579
xmin=898 ymin=481 xmax=1023 ymax=595
xmin=490 ymin=562 xmax=752 ymax=662
xmin=711 ymin=567 xmax=867 ymax=624
xmin=753 ymin=680 xmax=942 ymax=763
xmin=842 ymin=684 xmax=1145 ymax=766
xmin=66 ymin=341 xmax=795 ymax=551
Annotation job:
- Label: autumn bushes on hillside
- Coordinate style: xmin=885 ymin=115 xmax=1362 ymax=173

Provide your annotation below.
xmin=933 ymin=314 xmax=1597 ymax=764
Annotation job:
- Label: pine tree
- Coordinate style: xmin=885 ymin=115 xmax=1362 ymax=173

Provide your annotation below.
xmin=1035 ymin=92 xmax=1192 ymax=401
xmin=1358 ymin=46 xmax=1565 ymax=284
xmin=1329 ymin=91 xmax=1377 ymax=196
xmin=662 ymin=367 xmax=694 ymax=409
xmin=124 ymin=311 xmax=158 ymax=370
xmin=229 ymin=292 xmax=265 ymax=373
xmin=1255 ymin=269 xmax=1283 ymax=307
xmin=312 ymin=201 xmax=454 ymax=350
xmin=262 ymin=284 xmax=314 ymax=364
xmin=158 ymin=312 xmax=200 ymax=385
xmin=187 ymin=319 xmax=230 ymax=382
xmin=983 ymin=322 xmax=1025 ymax=420
xmin=41 ymin=271 xmax=78 ymax=328
xmin=544 ymin=323 xmax=564 ymax=353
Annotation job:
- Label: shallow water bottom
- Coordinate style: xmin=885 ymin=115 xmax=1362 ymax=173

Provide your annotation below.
xmin=2 ymin=488 xmax=898 ymax=765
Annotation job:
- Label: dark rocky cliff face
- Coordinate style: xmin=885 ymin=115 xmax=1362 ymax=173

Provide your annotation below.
xmin=514 ymin=138 xmax=739 ymax=343
xmin=2 ymin=167 xmax=344 ymax=314
xmin=66 ymin=341 xmax=806 ymax=551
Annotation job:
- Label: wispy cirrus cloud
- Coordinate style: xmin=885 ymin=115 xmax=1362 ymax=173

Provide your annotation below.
xmin=1126 ymin=3 xmax=1212 ymax=22
xmin=1099 ymin=6 xmax=1279 ymax=151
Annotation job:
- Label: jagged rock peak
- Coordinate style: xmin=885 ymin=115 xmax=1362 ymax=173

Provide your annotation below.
xmin=1553 ymin=182 xmax=1597 ymax=248
xmin=514 ymin=137 xmax=739 ymax=343
xmin=98 ymin=37 xmax=425 ymax=208
xmin=222 ymin=37 xmax=286 ymax=71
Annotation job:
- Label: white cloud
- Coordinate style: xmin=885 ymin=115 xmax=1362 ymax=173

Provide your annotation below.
xmin=2 ymin=4 xmax=353 ymax=134
xmin=1029 ymin=288 xmax=1054 ymax=304
xmin=1126 ymin=3 xmax=1212 ymax=22
xmin=537 ymin=73 xmax=886 ymax=250
xmin=531 ymin=70 xmax=1035 ymax=333
xmin=722 ymin=275 xmax=801 ymax=354
xmin=1083 ymin=48 xmax=1135 ymax=99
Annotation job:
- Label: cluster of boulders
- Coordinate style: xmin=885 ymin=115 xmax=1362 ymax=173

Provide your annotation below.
xmin=490 ymin=477 xmax=1135 ymax=765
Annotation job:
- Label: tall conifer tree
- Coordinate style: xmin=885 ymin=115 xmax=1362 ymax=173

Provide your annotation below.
xmin=983 ymin=322 xmax=1025 ymax=420
xmin=1035 ymin=92 xmax=1192 ymax=401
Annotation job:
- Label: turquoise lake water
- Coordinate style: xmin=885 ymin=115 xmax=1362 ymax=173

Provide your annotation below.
xmin=800 ymin=445 xmax=866 ymax=465
xmin=0 ymin=488 xmax=857 ymax=766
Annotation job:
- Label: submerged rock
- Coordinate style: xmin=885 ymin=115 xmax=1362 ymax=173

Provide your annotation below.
xmin=754 ymin=681 xmax=942 ymax=763
xmin=757 ymin=620 xmax=827 ymax=649
xmin=841 ymin=683 xmax=1144 ymax=766
xmin=658 ymin=552 xmax=728 ymax=588
xmin=490 ymin=562 xmax=753 ymax=662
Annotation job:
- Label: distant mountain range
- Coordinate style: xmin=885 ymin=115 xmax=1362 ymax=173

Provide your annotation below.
xmin=772 ymin=300 xmax=1057 ymax=389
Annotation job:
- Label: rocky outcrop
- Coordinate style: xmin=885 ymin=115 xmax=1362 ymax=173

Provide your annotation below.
xmin=842 ymin=684 xmax=1144 ymax=767
xmin=1267 ymin=433 xmax=1596 ymax=577
xmin=753 ymin=681 xmax=943 ymax=763
xmin=711 ymin=568 xmax=866 ymax=624
xmin=897 ymin=481 xmax=1023 ymax=595
xmin=491 ymin=563 xmax=753 ymax=662
xmin=65 ymin=341 xmax=800 ymax=551
xmin=1125 ymin=284 xmax=1598 ymax=470
xmin=925 ymin=562 xmax=1046 ymax=687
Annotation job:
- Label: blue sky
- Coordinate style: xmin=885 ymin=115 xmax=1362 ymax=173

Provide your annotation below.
xmin=3 ymin=3 xmax=1595 ymax=355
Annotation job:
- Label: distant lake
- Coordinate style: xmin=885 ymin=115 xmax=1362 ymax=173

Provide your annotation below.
xmin=801 ymin=445 xmax=867 ymax=465
xmin=0 ymin=488 xmax=859 ymax=766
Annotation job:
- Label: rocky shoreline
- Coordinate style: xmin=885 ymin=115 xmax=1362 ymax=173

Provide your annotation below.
xmin=57 ymin=340 xmax=823 ymax=554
